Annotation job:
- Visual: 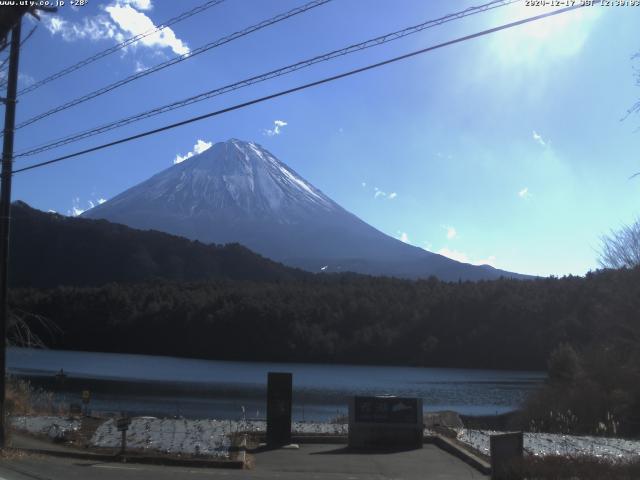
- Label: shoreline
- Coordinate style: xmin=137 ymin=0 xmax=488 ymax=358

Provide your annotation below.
xmin=8 ymin=346 xmax=548 ymax=377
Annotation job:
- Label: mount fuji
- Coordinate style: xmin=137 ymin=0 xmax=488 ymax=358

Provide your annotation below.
xmin=83 ymin=139 xmax=529 ymax=281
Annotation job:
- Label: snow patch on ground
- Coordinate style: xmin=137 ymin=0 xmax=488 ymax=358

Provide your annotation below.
xmin=457 ymin=429 xmax=640 ymax=460
xmin=11 ymin=416 xmax=80 ymax=437
xmin=91 ymin=418 xmax=232 ymax=457
xmin=19 ymin=416 xmax=637 ymax=461
xmin=89 ymin=418 xmax=348 ymax=457
xmin=291 ymin=421 xmax=348 ymax=435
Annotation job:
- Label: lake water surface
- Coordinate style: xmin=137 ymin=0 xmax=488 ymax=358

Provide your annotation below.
xmin=8 ymin=348 xmax=545 ymax=421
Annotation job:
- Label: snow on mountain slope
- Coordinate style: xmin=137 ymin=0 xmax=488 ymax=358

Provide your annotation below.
xmin=83 ymin=139 xmax=530 ymax=281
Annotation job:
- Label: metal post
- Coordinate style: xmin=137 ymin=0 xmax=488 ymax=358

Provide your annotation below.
xmin=0 ymin=18 xmax=22 ymax=450
xmin=120 ymin=428 xmax=127 ymax=455
xmin=117 ymin=413 xmax=130 ymax=458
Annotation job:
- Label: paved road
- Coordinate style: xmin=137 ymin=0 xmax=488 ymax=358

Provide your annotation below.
xmin=0 ymin=444 xmax=487 ymax=479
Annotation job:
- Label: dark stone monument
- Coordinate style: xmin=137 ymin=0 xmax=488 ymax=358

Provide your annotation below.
xmin=266 ymin=372 xmax=292 ymax=446
xmin=348 ymin=395 xmax=423 ymax=449
xmin=490 ymin=431 xmax=524 ymax=480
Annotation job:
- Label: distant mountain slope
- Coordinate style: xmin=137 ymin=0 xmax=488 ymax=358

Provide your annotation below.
xmin=83 ymin=139 xmax=531 ymax=281
xmin=9 ymin=201 xmax=305 ymax=288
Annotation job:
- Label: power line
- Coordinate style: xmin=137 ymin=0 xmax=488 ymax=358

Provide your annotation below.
xmin=0 ymin=25 xmax=37 ymax=86
xmin=16 ymin=0 xmax=226 ymax=97
xmin=15 ymin=0 xmax=518 ymax=158
xmin=14 ymin=0 xmax=332 ymax=130
xmin=12 ymin=2 xmax=592 ymax=176
xmin=0 ymin=59 xmax=8 ymax=78
xmin=1 ymin=25 xmax=37 ymax=66
xmin=16 ymin=0 xmax=515 ymax=156
xmin=19 ymin=24 xmax=37 ymax=46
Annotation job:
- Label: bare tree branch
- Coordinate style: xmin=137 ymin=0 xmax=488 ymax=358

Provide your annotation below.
xmin=599 ymin=218 xmax=640 ymax=269
xmin=7 ymin=308 xmax=59 ymax=348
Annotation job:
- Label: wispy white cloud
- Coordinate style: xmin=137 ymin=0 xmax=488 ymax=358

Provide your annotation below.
xmin=373 ymin=187 xmax=397 ymax=200
xmin=43 ymin=15 xmax=122 ymax=42
xmin=43 ymin=0 xmax=188 ymax=56
xmin=475 ymin=255 xmax=497 ymax=267
xmin=127 ymin=0 xmax=152 ymax=10
xmin=174 ymin=139 xmax=213 ymax=164
xmin=174 ymin=153 xmax=190 ymax=164
xmin=437 ymin=247 xmax=498 ymax=267
xmin=518 ymin=187 xmax=532 ymax=199
xmin=443 ymin=225 xmax=457 ymax=240
xmin=68 ymin=198 xmax=85 ymax=217
xmin=105 ymin=1 xmax=189 ymax=55
xmin=263 ymin=120 xmax=288 ymax=137
xmin=18 ymin=73 xmax=35 ymax=87
xmin=532 ymin=130 xmax=546 ymax=147
xmin=194 ymin=140 xmax=212 ymax=154
xmin=361 ymin=181 xmax=366 ymax=188
xmin=397 ymin=231 xmax=410 ymax=244
xmin=134 ymin=60 xmax=148 ymax=73
xmin=68 ymin=195 xmax=109 ymax=216
xmin=44 ymin=16 xmax=64 ymax=34
xmin=67 ymin=198 xmax=87 ymax=216
xmin=437 ymin=247 xmax=468 ymax=263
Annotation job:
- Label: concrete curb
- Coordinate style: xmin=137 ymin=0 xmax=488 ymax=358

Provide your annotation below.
xmin=291 ymin=435 xmax=347 ymax=444
xmin=426 ymin=434 xmax=491 ymax=475
xmin=252 ymin=434 xmax=348 ymax=445
xmin=10 ymin=447 xmax=245 ymax=469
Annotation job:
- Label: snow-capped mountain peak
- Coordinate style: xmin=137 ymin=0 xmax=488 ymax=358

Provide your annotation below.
xmin=170 ymin=139 xmax=336 ymax=216
xmin=92 ymin=139 xmax=337 ymax=224
xmin=83 ymin=138 xmax=530 ymax=281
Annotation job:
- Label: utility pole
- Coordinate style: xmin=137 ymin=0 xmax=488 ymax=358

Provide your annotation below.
xmin=0 ymin=18 xmax=22 ymax=449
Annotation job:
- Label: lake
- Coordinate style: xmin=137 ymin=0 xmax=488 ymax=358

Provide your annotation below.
xmin=8 ymin=347 xmax=545 ymax=421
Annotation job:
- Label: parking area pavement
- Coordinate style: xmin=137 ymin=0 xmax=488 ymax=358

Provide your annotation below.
xmin=0 ymin=442 xmax=487 ymax=480
xmin=251 ymin=443 xmax=488 ymax=479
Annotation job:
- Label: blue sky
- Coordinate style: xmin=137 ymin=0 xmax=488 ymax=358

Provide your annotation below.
xmin=7 ymin=0 xmax=640 ymax=277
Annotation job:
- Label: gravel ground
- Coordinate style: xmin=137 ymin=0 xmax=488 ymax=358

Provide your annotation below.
xmin=457 ymin=429 xmax=640 ymax=460
xmin=11 ymin=416 xmax=349 ymax=457
xmin=11 ymin=416 xmax=81 ymax=440
xmin=19 ymin=416 xmax=639 ymax=461
xmin=90 ymin=418 xmax=349 ymax=457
